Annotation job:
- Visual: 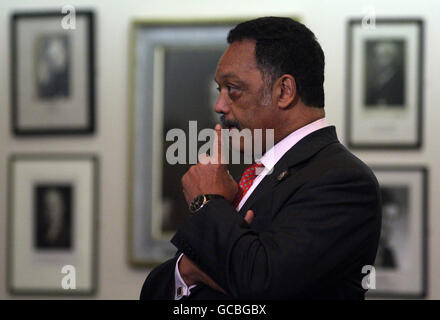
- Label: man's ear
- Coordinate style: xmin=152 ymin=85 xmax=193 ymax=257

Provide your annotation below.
xmin=276 ymin=74 xmax=296 ymax=109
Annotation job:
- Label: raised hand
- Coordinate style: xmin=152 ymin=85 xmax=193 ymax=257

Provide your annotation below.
xmin=181 ymin=124 xmax=238 ymax=205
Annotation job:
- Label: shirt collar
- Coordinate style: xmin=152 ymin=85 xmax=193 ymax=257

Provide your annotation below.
xmin=259 ymin=117 xmax=328 ymax=171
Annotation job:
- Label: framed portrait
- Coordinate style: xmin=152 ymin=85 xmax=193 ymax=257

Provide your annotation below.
xmin=7 ymin=154 xmax=99 ymax=295
xmin=10 ymin=11 xmax=95 ymax=135
xmin=346 ymin=19 xmax=424 ymax=149
xmin=367 ymin=166 xmax=428 ymax=298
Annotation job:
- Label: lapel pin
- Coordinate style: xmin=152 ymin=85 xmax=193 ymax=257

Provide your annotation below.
xmin=277 ymin=170 xmax=288 ymax=181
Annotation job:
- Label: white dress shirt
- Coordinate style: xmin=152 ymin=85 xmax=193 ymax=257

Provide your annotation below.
xmin=174 ymin=117 xmax=329 ymax=299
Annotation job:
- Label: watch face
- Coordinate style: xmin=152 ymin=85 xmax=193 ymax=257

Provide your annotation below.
xmin=190 ymin=195 xmax=205 ymax=212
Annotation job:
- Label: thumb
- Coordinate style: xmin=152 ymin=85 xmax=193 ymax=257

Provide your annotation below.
xmin=244 ymin=210 xmax=255 ymax=224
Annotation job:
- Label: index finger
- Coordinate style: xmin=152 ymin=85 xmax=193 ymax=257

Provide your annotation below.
xmin=212 ymin=124 xmax=224 ymax=165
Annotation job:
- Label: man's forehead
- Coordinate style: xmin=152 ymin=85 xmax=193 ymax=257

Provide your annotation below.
xmin=215 ymin=71 xmax=242 ymax=82
xmin=215 ymin=39 xmax=259 ymax=81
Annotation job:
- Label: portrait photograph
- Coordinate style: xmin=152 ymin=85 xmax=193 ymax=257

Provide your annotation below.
xmin=8 ymin=155 xmax=98 ymax=295
xmin=364 ymin=39 xmax=406 ymax=107
xmin=368 ymin=166 xmax=427 ymax=298
xmin=34 ymin=184 xmax=73 ymax=250
xmin=346 ymin=19 xmax=423 ymax=149
xmin=11 ymin=11 xmax=95 ymax=135
xmin=375 ymin=186 xmax=409 ymax=270
xmin=34 ymin=34 xmax=70 ymax=100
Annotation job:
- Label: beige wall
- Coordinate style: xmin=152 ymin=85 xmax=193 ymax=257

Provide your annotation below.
xmin=0 ymin=0 xmax=439 ymax=299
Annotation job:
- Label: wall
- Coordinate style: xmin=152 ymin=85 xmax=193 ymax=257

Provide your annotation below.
xmin=0 ymin=0 xmax=439 ymax=299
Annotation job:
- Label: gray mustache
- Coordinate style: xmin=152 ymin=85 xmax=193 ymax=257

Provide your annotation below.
xmin=220 ymin=114 xmax=241 ymax=130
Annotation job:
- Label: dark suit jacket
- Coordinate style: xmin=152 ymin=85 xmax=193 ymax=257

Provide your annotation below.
xmin=140 ymin=126 xmax=382 ymax=300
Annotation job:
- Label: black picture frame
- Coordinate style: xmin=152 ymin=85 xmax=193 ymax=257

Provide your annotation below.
xmin=368 ymin=166 xmax=428 ymax=298
xmin=7 ymin=154 xmax=99 ymax=295
xmin=10 ymin=11 xmax=95 ymax=136
xmin=346 ymin=19 xmax=424 ymax=149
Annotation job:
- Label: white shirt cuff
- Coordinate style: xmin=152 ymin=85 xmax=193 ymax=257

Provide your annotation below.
xmin=174 ymin=253 xmax=197 ymax=300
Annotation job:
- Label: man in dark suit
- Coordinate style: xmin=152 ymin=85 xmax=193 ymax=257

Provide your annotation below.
xmin=141 ymin=17 xmax=381 ymax=300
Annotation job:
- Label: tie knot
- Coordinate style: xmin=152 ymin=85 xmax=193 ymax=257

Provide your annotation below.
xmin=243 ymin=161 xmax=265 ymax=179
xmin=247 ymin=161 xmax=264 ymax=174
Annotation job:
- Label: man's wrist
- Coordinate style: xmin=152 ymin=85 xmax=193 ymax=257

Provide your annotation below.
xmin=175 ymin=254 xmax=197 ymax=300
xmin=189 ymin=194 xmax=225 ymax=213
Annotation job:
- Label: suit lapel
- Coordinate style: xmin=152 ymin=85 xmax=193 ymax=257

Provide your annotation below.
xmin=238 ymin=126 xmax=339 ymax=215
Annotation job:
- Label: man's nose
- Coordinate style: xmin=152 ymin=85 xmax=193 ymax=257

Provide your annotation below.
xmin=214 ymin=92 xmax=230 ymax=115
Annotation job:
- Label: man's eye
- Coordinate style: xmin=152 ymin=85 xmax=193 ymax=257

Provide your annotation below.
xmin=216 ymin=86 xmax=221 ymax=92
xmin=227 ymin=85 xmax=239 ymax=93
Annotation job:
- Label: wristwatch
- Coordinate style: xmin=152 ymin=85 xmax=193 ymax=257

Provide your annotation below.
xmin=189 ymin=194 xmax=224 ymax=213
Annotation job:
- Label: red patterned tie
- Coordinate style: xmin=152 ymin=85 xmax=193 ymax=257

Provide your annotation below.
xmin=233 ymin=162 xmax=265 ymax=209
